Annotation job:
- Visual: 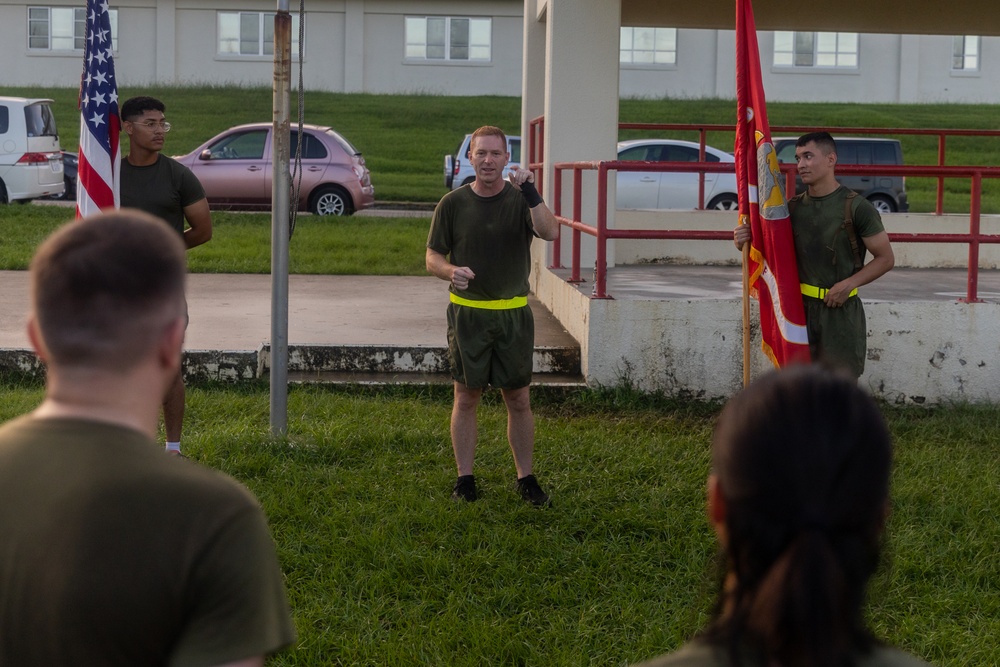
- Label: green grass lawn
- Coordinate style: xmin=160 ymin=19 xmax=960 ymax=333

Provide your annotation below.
xmin=1 ymin=379 xmax=997 ymax=665
xmin=2 ymin=86 xmax=999 ymax=211
xmin=0 ymin=206 xmax=431 ymax=274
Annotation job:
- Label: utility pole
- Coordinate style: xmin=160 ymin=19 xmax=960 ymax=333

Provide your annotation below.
xmin=270 ymin=0 xmax=291 ymax=434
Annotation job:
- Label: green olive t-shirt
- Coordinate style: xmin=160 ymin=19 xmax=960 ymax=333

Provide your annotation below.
xmin=0 ymin=415 xmax=295 ymax=666
xmin=121 ymin=154 xmax=206 ymax=236
xmin=427 ymin=182 xmax=536 ymax=301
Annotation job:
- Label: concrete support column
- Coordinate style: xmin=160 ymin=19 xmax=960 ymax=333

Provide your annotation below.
xmin=155 ymin=0 xmax=177 ymax=83
xmin=715 ymin=29 xmax=736 ymax=99
xmin=898 ymin=34 xmax=920 ymax=103
xmin=521 ymin=0 xmax=547 ymax=171
xmin=344 ymin=0 xmax=365 ymax=92
xmin=542 ymin=0 xmax=621 ymax=270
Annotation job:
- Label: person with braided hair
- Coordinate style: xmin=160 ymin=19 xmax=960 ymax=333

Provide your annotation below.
xmin=634 ymin=365 xmax=932 ymax=667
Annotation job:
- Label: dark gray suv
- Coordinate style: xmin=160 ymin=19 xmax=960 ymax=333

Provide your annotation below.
xmin=773 ymin=137 xmax=908 ymax=213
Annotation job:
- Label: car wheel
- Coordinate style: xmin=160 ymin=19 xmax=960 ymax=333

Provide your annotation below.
xmin=0 ymin=180 xmax=7 ymax=205
xmin=310 ymin=185 xmax=353 ymax=216
xmin=461 ymin=177 xmax=475 ymax=187
xmin=50 ymin=175 xmax=74 ymax=201
xmin=868 ymin=195 xmax=896 ymax=214
xmin=707 ymin=194 xmax=739 ymax=211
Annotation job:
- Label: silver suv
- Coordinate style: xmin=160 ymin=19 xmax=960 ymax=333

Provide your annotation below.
xmin=444 ymin=133 xmax=521 ymax=190
xmin=773 ymin=137 xmax=908 ymax=213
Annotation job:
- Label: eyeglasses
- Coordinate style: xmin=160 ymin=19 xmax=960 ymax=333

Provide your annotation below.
xmin=132 ymin=120 xmax=171 ymax=132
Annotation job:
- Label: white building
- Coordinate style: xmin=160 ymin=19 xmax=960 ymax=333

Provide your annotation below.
xmin=1 ymin=0 xmax=998 ymax=103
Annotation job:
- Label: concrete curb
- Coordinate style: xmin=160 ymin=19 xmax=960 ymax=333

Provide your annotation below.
xmin=0 ymin=343 xmax=584 ymax=386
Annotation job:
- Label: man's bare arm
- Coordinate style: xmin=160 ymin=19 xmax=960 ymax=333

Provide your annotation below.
xmin=426 ymin=247 xmax=475 ymax=290
xmin=825 ymin=231 xmax=894 ymax=307
xmin=528 ymin=200 xmax=559 ymax=241
xmin=183 ymin=198 xmax=213 ymax=250
xmin=507 ymin=167 xmax=559 ymax=241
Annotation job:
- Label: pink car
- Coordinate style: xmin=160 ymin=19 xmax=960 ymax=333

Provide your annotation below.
xmin=173 ymin=123 xmax=374 ymax=216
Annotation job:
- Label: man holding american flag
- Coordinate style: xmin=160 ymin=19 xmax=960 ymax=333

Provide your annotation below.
xmin=77 ymin=0 xmax=212 ymax=454
xmin=120 ymin=94 xmax=213 ymax=456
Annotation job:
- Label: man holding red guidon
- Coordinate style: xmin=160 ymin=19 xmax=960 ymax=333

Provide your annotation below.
xmin=732 ymin=0 xmax=893 ymax=379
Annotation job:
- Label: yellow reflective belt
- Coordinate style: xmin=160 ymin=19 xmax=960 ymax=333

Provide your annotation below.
xmin=449 ymin=293 xmax=528 ymax=310
xmin=800 ymin=283 xmax=858 ymax=300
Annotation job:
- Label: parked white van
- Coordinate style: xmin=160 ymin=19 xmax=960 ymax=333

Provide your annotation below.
xmin=0 ymin=97 xmax=64 ymax=203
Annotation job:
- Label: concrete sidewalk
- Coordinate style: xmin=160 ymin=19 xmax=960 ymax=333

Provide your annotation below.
xmin=3 ymin=266 xmax=997 ymax=353
xmin=0 ymin=271 xmax=578 ymax=352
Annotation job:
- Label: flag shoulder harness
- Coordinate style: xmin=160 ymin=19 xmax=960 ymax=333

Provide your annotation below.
xmin=787 ymin=190 xmax=865 ymax=272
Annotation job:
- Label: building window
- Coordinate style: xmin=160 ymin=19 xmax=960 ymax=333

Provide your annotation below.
xmin=953 ymin=35 xmax=979 ymax=71
xmin=28 ymin=6 xmax=118 ymax=51
xmin=774 ymin=31 xmax=858 ymax=68
xmin=218 ymin=11 xmax=301 ymax=56
xmin=404 ymin=17 xmax=491 ymax=62
xmin=620 ymin=27 xmax=677 ymax=65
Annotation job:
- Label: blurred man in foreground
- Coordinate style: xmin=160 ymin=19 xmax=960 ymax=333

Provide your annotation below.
xmin=0 ymin=210 xmax=294 ymax=666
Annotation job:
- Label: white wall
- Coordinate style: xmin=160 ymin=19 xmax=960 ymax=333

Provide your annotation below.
xmin=619 ymin=29 xmax=1000 ymax=104
xmin=531 ymin=257 xmax=1000 ymax=403
xmin=619 ymin=28 xmax=722 ymax=99
xmin=362 ymin=6 xmax=523 ymax=95
xmin=0 ymin=0 xmax=523 ymax=94
xmin=2 ymin=0 xmax=1000 ymax=103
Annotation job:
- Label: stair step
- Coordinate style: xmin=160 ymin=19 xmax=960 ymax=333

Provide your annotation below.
xmin=180 ymin=344 xmax=582 ymax=385
xmin=0 ymin=344 xmax=584 ymax=387
xmin=285 ymin=370 xmax=587 ymax=387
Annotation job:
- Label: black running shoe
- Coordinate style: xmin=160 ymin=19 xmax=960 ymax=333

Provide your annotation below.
xmin=516 ymin=474 xmax=550 ymax=507
xmin=451 ymin=475 xmax=478 ymax=502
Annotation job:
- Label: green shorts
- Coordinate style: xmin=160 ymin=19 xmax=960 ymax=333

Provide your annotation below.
xmin=803 ymin=296 xmax=867 ymax=378
xmin=446 ymin=303 xmax=534 ymax=389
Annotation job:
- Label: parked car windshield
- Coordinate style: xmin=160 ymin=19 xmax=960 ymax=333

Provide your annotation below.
xmin=209 ymin=130 xmax=268 ymax=159
xmin=619 ymin=143 xmax=721 ymax=162
xmin=24 ymin=103 xmax=58 ymax=138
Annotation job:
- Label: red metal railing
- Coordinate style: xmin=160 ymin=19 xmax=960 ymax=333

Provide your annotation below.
xmin=549 ymin=159 xmax=1000 ymax=303
xmin=529 ymin=117 xmax=1000 ymax=214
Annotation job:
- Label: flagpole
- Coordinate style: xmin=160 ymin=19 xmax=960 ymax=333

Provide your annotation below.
xmin=270 ymin=0 xmax=291 ymax=435
xmin=742 ymin=241 xmax=750 ymax=387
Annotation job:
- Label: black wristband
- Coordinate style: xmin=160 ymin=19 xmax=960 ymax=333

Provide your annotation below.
xmin=520 ymin=181 xmax=544 ymax=208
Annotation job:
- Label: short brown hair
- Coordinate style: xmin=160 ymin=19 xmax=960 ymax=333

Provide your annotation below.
xmin=29 ymin=209 xmax=187 ymax=370
xmin=796 ymin=131 xmax=837 ymax=156
xmin=469 ymin=125 xmax=508 ymax=154
xmin=120 ymin=96 xmax=165 ymax=122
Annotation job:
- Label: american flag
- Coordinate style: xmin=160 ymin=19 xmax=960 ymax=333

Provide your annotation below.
xmin=76 ymin=0 xmax=120 ymax=217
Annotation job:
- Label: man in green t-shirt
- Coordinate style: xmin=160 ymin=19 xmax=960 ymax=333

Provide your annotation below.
xmin=426 ymin=126 xmax=559 ymax=505
xmin=735 ymin=132 xmax=895 ymax=377
xmin=121 ymin=95 xmax=213 ymax=456
xmin=0 ymin=211 xmax=294 ymax=665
